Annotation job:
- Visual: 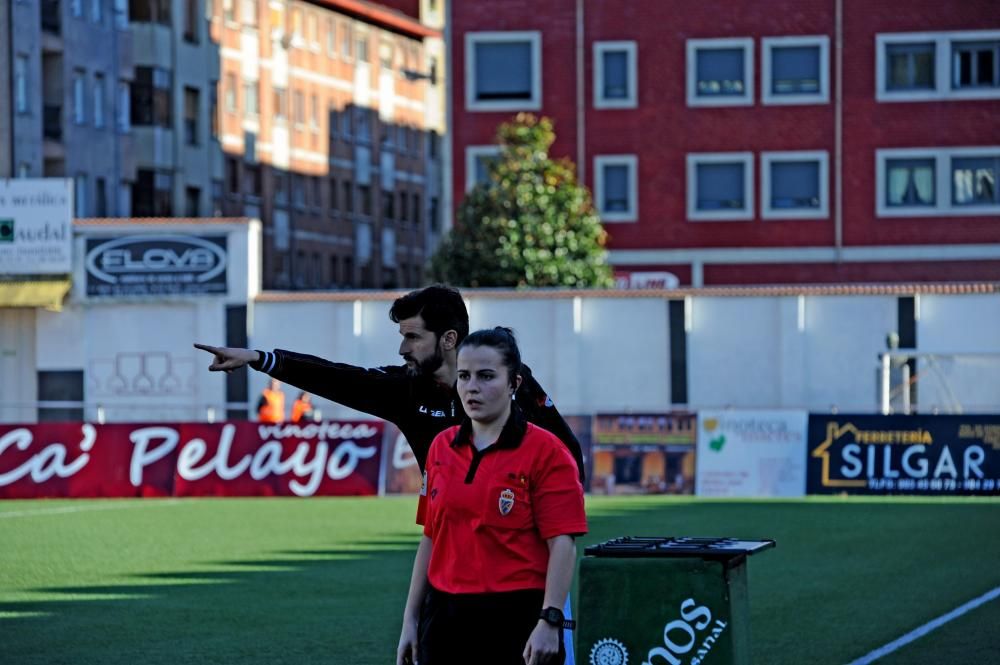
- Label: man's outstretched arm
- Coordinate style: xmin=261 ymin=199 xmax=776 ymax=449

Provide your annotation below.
xmin=194 ymin=343 xmax=406 ymax=422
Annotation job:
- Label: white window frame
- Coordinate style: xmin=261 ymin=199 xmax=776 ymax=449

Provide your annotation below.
xmin=686 ymin=152 xmax=755 ymax=221
xmin=594 ymin=41 xmax=638 ymax=109
xmin=465 ymin=31 xmax=542 ymax=112
xmin=594 ymin=155 xmax=638 ymax=222
xmin=686 ymin=38 xmax=754 ymax=107
xmin=876 ymin=30 xmax=1000 ymax=102
xmin=465 ymin=145 xmax=501 ymax=192
xmin=876 ymin=146 xmax=1000 ymax=217
xmin=762 ymin=36 xmax=829 ymax=105
xmin=760 ymin=150 xmax=829 ymax=220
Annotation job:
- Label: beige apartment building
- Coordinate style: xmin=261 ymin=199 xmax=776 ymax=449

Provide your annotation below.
xmin=212 ymin=0 xmax=444 ymax=289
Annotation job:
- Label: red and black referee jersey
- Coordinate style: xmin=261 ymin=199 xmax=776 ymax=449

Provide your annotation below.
xmin=416 ymin=407 xmax=587 ymax=594
xmin=249 ymin=349 xmax=586 ymax=482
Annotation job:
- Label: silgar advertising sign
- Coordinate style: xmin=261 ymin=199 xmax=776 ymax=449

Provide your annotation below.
xmin=85 ymin=234 xmax=228 ymax=296
xmin=696 ymin=410 xmax=808 ymax=498
xmin=0 ymin=178 xmax=72 ymax=274
xmin=807 ymin=415 xmax=1000 ymax=496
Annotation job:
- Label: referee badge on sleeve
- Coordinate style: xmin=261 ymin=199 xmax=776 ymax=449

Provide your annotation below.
xmin=498 ymin=488 xmax=515 ymax=516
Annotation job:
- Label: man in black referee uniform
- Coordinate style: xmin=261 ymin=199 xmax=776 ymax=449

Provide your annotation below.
xmin=194 ymin=284 xmax=585 ymax=481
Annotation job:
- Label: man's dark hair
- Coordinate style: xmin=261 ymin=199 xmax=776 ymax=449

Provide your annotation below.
xmin=458 ymin=327 xmax=522 ymax=389
xmin=389 ymin=284 xmax=470 ymax=343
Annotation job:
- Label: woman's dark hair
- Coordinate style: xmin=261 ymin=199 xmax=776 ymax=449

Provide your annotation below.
xmin=389 ymin=284 xmax=469 ymax=343
xmin=458 ymin=327 xmax=522 ymax=388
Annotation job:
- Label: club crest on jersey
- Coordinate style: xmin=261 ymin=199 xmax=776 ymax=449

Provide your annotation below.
xmin=498 ymin=488 xmax=515 ymax=516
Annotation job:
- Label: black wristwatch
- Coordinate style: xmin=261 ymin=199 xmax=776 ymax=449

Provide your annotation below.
xmin=539 ymin=606 xmax=576 ymax=630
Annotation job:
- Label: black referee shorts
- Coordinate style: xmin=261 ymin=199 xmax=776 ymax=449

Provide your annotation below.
xmin=417 ymin=585 xmax=566 ymax=665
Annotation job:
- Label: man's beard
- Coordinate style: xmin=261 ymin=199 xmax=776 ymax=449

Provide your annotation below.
xmin=406 ymin=346 xmax=444 ymax=378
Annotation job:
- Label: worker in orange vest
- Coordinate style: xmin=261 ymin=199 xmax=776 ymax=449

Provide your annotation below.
xmin=257 ymin=378 xmax=286 ymax=423
xmin=291 ymin=391 xmax=314 ymax=423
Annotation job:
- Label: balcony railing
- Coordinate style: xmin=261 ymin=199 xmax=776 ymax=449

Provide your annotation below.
xmin=44 ymin=105 xmax=63 ymax=141
xmin=41 ymin=0 xmax=61 ymax=35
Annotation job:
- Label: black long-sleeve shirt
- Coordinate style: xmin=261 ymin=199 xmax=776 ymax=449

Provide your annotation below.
xmin=250 ymin=349 xmax=585 ymax=482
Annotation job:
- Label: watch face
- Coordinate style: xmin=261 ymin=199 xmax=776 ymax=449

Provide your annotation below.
xmin=542 ymin=608 xmax=563 ymax=625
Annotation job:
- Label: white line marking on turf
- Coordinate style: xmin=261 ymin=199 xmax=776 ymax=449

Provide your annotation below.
xmin=846 ymin=585 xmax=1000 ymax=665
xmin=0 ymin=499 xmax=183 ymax=519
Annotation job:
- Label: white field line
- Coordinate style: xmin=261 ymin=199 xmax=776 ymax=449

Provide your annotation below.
xmin=0 ymin=499 xmax=184 ymax=519
xmin=846 ymin=585 xmax=1000 ymax=665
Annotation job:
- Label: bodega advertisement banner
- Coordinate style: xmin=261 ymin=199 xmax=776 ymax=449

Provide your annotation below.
xmin=696 ymin=410 xmax=808 ymax=498
xmin=85 ymin=235 xmax=228 ymax=297
xmin=806 ymin=415 xmax=1000 ymax=495
xmin=0 ymin=421 xmax=383 ymax=499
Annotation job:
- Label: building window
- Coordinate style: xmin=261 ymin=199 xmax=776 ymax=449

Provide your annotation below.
xmin=761 ymin=151 xmax=829 ymax=219
xmin=243 ymin=164 xmax=261 ymax=198
xmin=132 ymin=170 xmax=173 ymax=217
xmin=183 ymin=87 xmax=199 ymax=145
xmin=310 ymin=94 xmax=319 ymax=131
xmin=114 ymin=0 xmax=128 ymax=29
xmin=244 ymin=81 xmax=259 ymax=117
xmin=886 ymin=157 xmax=936 ymax=208
xmin=117 ymin=80 xmax=131 ymax=132
xmin=355 ymin=107 xmax=371 ymax=143
xmin=359 ymin=184 xmax=372 ymax=216
xmin=226 ymin=157 xmax=239 ymax=194
xmin=14 ymin=55 xmax=29 ymax=114
xmin=465 ymin=145 xmax=501 ymax=191
xmin=307 ymin=13 xmax=318 ymax=49
xmin=326 ymin=19 xmax=337 ymax=57
xmin=887 ymin=42 xmax=936 ymax=91
xmin=343 ymin=180 xmax=354 ymax=213
xmin=594 ymin=155 xmax=638 ymax=222
xmin=953 ymin=40 xmax=1000 ymax=90
xmin=953 ymin=156 xmax=999 ymax=207
xmin=91 ymin=0 xmax=102 ymax=23
xmin=184 ymin=0 xmax=199 ymax=42
xmin=240 ymin=0 xmax=257 ymax=26
xmin=762 ymin=36 xmax=830 ymax=105
xmin=687 ymin=152 xmax=754 ymax=221
xmin=92 ymin=73 xmax=106 ymax=128
xmin=413 ymin=193 xmax=421 ymax=226
xmin=129 ymin=0 xmax=170 ymax=25
xmin=686 ymin=38 xmax=754 ymax=107
xmin=342 ymin=22 xmax=353 ymax=60
xmin=223 ymin=0 xmax=234 ymax=23
xmin=356 ymin=35 xmax=370 ymax=62
xmin=293 ymin=90 xmax=304 ymax=126
xmin=273 ymin=88 xmax=287 ymax=120
xmin=73 ymin=70 xmax=87 ymax=124
xmin=292 ymin=175 xmax=305 ymax=208
xmin=876 ymin=147 xmax=1000 ymax=217
xmin=75 ymin=174 xmax=88 ymax=216
xmin=131 ymin=67 xmax=172 ymax=127
xmin=466 ymin=31 xmax=542 ymax=111
xmin=594 ymin=41 xmax=637 ymax=109
xmin=399 ymin=191 xmax=408 ymax=223
xmin=382 ymin=191 xmax=395 ymax=219
xmin=328 ymin=178 xmax=338 ymax=212
xmin=877 ymin=31 xmax=1000 ymax=101
xmin=185 ymin=186 xmax=200 ymax=217
xmin=224 ymin=74 xmax=237 ymax=113
xmin=95 ymin=177 xmax=107 ymax=216
xmin=71 ymin=0 xmax=83 ymax=17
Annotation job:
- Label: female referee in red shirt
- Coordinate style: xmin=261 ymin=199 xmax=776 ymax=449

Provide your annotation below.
xmin=396 ymin=327 xmax=587 ymax=665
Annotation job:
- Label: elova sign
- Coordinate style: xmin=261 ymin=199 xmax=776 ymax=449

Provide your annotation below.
xmin=84 ymin=234 xmax=229 ymax=297
xmin=0 ymin=421 xmax=384 ymax=498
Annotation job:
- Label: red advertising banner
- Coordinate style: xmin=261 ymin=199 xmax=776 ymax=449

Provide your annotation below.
xmin=0 ymin=421 xmax=383 ymax=499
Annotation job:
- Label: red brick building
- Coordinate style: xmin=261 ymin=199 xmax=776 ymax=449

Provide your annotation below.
xmin=449 ymin=1 xmax=1000 ymax=286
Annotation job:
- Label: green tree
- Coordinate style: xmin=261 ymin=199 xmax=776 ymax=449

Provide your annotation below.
xmin=430 ymin=114 xmax=614 ymax=288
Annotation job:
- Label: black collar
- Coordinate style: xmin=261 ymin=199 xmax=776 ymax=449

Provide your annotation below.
xmin=451 ymin=406 xmax=527 ymax=483
xmin=451 ymin=404 xmax=527 ymax=451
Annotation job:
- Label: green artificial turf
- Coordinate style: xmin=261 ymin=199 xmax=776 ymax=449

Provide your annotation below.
xmin=1 ymin=496 xmax=998 ymax=664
